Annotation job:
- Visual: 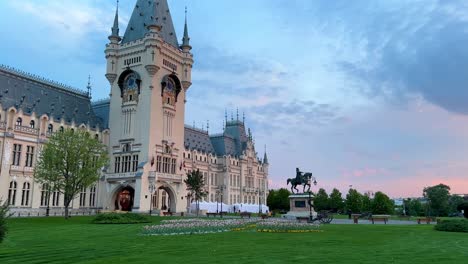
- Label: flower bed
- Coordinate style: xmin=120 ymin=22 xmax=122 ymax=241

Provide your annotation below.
xmin=256 ymin=219 xmax=322 ymax=233
xmin=143 ymin=218 xmax=257 ymax=236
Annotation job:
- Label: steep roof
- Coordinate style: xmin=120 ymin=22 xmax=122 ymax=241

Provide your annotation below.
xmin=92 ymin=99 xmax=110 ymax=129
xmin=184 ymin=126 xmax=215 ymax=154
xmin=122 ymin=0 xmax=179 ymax=48
xmin=0 ymin=65 xmax=103 ymax=128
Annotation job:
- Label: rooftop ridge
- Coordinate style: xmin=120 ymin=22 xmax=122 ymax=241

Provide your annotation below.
xmin=92 ymin=98 xmax=111 ymax=105
xmin=184 ymin=124 xmax=208 ymax=134
xmin=0 ymin=64 xmax=88 ymax=97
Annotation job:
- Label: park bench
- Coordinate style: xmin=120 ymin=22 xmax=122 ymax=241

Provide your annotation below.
xmin=370 ymin=215 xmax=389 ymax=224
xmin=206 ymin=213 xmax=218 ymax=217
xmin=240 ymin=212 xmax=251 ymax=219
xmin=296 ymin=217 xmax=310 ymax=223
xmin=162 ymin=212 xmax=173 ymax=216
xmin=417 ymin=217 xmax=431 ymax=224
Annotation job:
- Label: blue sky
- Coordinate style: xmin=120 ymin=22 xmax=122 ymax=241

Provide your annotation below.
xmin=1 ymin=0 xmax=468 ymax=197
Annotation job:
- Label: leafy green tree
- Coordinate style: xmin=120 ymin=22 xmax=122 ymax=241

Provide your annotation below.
xmin=404 ymin=199 xmax=424 ymax=216
xmin=448 ymin=195 xmax=464 ymax=215
xmin=371 ymin=191 xmax=394 ymax=215
xmin=35 ymin=129 xmax=108 ymax=219
xmin=0 ymin=200 xmax=8 ymax=244
xmin=362 ymin=193 xmax=372 ymax=212
xmin=345 ymin=189 xmax=363 ymax=213
xmin=184 ymin=169 xmax=208 ymax=216
xmin=313 ymin=188 xmax=330 ymax=211
xmin=457 ymin=202 xmax=468 ymax=218
xmin=267 ymin=188 xmax=291 ymax=212
xmin=329 ymin=188 xmax=344 ymax=212
xmin=423 ymin=184 xmax=451 ymax=216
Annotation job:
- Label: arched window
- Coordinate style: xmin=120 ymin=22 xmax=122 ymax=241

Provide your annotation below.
xmin=21 ymin=182 xmax=31 ymax=206
xmin=89 ymin=185 xmax=96 ymax=207
xmin=60 ymin=126 xmax=64 ymax=133
xmin=79 ymin=186 xmax=87 ymax=207
xmin=52 ymin=191 xmax=60 ymax=207
xmin=29 ymin=120 xmax=35 ymax=129
xmin=48 ymin=124 xmax=53 ymax=133
xmin=8 ymin=181 xmax=17 ymax=205
xmin=16 ymin=117 xmax=22 ymax=126
xmin=40 ymin=184 xmax=50 ymax=207
xmin=95 ymin=134 xmax=99 ymax=140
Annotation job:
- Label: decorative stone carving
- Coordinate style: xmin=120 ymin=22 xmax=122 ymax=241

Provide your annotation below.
xmin=145 ymin=65 xmax=160 ymax=77
xmin=105 ymin=73 xmax=118 ymax=85
xmin=182 ymin=81 xmax=192 ymax=90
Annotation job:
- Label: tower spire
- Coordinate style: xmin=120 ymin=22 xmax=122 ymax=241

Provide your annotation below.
xmin=263 ymin=145 xmax=269 ymax=164
xmin=181 ymin=6 xmax=192 ymax=52
xmin=87 ymin=75 xmax=92 ymax=99
xmin=109 ymin=0 xmax=121 ymax=42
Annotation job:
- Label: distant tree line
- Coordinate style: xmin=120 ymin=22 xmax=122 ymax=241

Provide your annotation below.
xmin=267 ymin=183 xmax=467 ymax=217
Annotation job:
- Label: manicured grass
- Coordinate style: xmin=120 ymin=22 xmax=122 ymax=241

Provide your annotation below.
xmin=1 ymin=217 xmax=467 ymax=264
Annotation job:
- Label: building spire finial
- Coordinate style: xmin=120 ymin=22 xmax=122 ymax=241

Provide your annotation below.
xmin=263 ymin=144 xmax=269 ymax=164
xmin=181 ymin=6 xmax=192 ymax=51
xmin=87 ymin=75 xmax=92 ymax=99
xmin=207 ymin=120 xmax=210 ymax=133
xmin=236 ymin=108 xmax=239 ymax=121
xmin=243 ymin=111 xmax=245 ymax=124
xmin=109 ymin=0 xmax=121 ymax=42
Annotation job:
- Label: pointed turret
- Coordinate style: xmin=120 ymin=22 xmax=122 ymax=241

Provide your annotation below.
xmin=109 ymin=1 xmax=121 ymax=43
xmin=87 ymin=75 xmax=92 ymax=99
xmin=263 ymin=145 xmax=269 ymax=164
xmin=181 ymin=7 xmax=192 ymax=52
xmin=122 ymin=0 xmax=178 ymax=48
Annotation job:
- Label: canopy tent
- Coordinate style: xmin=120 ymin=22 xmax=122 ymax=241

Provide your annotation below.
xmin=232 ymin=203 xmax=269 ymax=213
xmin=189 ymin=202 xmax=229 ymax=213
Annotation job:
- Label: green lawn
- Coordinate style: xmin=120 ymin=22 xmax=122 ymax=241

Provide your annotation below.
xmin=0 ymin=217 xmax=467 ymax=264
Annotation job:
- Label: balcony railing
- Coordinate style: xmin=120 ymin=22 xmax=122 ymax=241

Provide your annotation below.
xmin=105 ymin=172 xmax=137 ymax=180
xmin=15 ymin=125 xmax=39 ymax=135
xmin=156 ymin=172 xmax=183 ymax=183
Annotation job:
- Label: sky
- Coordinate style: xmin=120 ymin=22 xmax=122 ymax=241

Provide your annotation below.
xmin=1 ymin=0 xmax=468 ymax=198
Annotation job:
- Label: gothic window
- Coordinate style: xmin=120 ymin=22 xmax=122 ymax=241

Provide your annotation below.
xmin=40 ymin=184 xmax=50 ymax=206
xmin=115 ymin=157 xmax=121 ymax=173
xmin=12 ymin=144 xmax=22 ymax=166
xmin=25 ymin=146 xmax=34 ymax=167
xmin=79 ymin=187 xmax=86 ymax=207
xmin=89 ymin=185 xmax=96 ymax=207
xmin=122 ymin=72 xmax=139 ymax=103
xmin=21 ymin=182 xmax=31 ymax=206
xmin=8 ymin=181 xmax=17 ymax=206
xmin=123 ymin=143 xmax=130 ymax=152
xmin=132 ymin=155 xmax=139 ymax=171
xmin=16 ymin=117 xmax=22 ymax=126
xmin=95 ymin=134 xmax=99 ymax=140
xmin=48 ymin=124 xmax=53 ymax=134
xmin=162 ymin=76 xmax=177 ymax=106
xmin=52 ymin=191 xmax=60 ymax=206
xmin=156 ymin=156 xmax=162 ymax=172
xmin=60 ymin=126 xmax=64 ymax=132
xmin=30 ymin=120 xmax=35 ymax=129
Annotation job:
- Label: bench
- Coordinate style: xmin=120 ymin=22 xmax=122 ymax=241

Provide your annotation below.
xmin=296 ymin=217 xmax=310 ymax=223
xmin=417 ymin=218 xmax=431 ymax=224
xmin=240 ymin=212 xmax=251 ymax=219
xmin=162 ymin=212 xmax=173 ymax=216
xmin=351 ymin=214 xmax=361 ymax=224
xmin=370 ymin=216 xmax=389 ymax=224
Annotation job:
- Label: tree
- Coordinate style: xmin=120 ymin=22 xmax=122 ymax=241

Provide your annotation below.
xmin=34 ymin=129 xmax=108 ymax=219
xmin=371 ymin=191 xmax=394 ymax=215
xmin=457 ymin=202 xmax=468 ymax=218
xmin=0 ymin=200 xmax=8 ymax=244
xmin=267 ymin=188 xmax=291 ymax=212
xmin=345 ymin=189 xmax=363 ymax=213
xmin=362 ymin=193 xmax=372 ymax=212
xmin=423 ymin=184 xmax=451 ymax=216
xmin=404 ymin=199 xmax=424 ymax=216
xmin=184 ymin=169 xmax=208 ymax=216
xmin=329 ymin=188 xmax=344 ymax=212
xmin=314 ymin=188 xmax=329 ymax=211
xmin=448 ymin=195 xmax=464 ymax=215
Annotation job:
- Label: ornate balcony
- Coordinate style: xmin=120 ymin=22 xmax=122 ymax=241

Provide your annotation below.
xmin=15 ymin=125 xmax=39 ymax=135
xmin=156 ymin=172 xmax=183 ymax=183
xmin=105 ymin=172 xmax=137 ymax=181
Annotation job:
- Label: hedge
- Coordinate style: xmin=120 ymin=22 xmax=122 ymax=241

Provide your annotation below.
xmin=434 ymin=219 xmax=468 ymax=233
xmin=92 ymin=213 xmax=151 ymax=224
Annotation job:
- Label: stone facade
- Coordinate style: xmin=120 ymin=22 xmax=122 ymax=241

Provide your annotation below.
xmin=0 ymin=0 xmax=269 ymax=215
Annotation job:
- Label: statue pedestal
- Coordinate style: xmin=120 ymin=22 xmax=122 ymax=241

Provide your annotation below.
xmin=283 ymin=194 xmax=317 ymax=220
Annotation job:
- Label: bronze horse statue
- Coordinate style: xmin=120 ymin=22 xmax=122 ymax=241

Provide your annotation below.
xmin=287 ymin=171 xmax=313 ymax=194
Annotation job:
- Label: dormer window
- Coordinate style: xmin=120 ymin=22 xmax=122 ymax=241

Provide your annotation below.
xmin=48 ymin=124 xmax=53 ymax=133
xmin=30 ymin=120 xmax=35 ymax=129
xmin=16 ymin=117 xmax=22 ymax=126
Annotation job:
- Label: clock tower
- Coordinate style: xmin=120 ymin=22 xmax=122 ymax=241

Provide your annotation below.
xmin=103 ymin=0 xmax=193 ymax=213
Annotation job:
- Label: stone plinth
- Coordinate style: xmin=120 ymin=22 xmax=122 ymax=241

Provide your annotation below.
xmin=283 ymin=194 xmax=317 ymax=220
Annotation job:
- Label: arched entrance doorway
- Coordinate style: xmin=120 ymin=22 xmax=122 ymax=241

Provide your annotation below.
xmin=114 ymin=186 xmax=135 ymax=211
xmin=154 ymin=185 xmax=176 ymax=213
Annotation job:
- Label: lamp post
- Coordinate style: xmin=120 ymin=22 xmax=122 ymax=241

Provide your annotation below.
xmin=148 ymin=177 xmax=156 ymax=216
xmin=216 ymin=190 xmax=220 ymax=213
xmin=308 ymin=176 xmax=318 ymax=222
xmin=219 ymin=185 xmax=225 ymax=218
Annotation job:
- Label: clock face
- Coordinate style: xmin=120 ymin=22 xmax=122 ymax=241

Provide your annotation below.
xmin=124 ymin=74 xmax=137 ymax=90
xmin=166 ymin=79 xmax=175 ymax=92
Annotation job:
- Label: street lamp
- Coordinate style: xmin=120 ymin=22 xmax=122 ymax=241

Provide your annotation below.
xmin=216 ymin=190 xmax=220 ymax=214
xmin=219 ymin=185 xmax=225 ymax=218
xmin=308 ymin=176 xmax=318 ymax=222
xmin=148 ymin=177 xmax=156 ymax=216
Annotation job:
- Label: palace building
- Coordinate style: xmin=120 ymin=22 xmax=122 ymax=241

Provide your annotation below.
xmin=0 ymin=0 xmax=269 ymax=215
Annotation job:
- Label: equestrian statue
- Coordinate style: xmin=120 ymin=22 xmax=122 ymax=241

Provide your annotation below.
xmin=287 ymin=168 xmax=313 ymax=194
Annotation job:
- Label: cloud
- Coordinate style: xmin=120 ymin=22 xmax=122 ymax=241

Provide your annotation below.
xmin=329 ymin=0 xmax=468 ymax=114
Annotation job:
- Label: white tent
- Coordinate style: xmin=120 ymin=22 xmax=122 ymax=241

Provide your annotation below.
xmin=232 ymin=203 xmax=269 ymax=213
xmin=189 ymin=202 xmax=230 ymax=213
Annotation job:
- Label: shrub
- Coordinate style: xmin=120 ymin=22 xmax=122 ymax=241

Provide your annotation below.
xmin=434 ymin=219 xmax=468 ymax=233
xmin=0 ymin=200 xmax=9 ymax=243
xmin=92 ymin=213 xmax=151 ymax=224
